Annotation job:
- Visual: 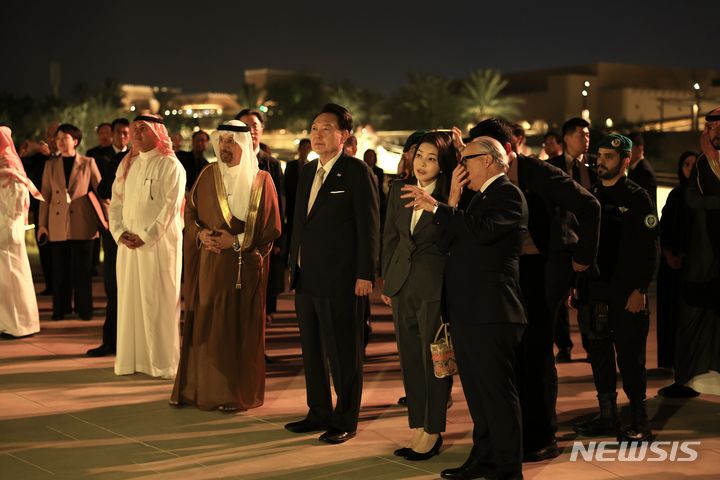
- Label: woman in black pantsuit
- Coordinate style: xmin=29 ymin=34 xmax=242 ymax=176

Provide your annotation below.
xmin=381 ymin=132 xmax=457 ymax=460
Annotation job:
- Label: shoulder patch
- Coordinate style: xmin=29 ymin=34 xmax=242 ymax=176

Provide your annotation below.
xmin=644 ymin=214 xmax=658 ymax=228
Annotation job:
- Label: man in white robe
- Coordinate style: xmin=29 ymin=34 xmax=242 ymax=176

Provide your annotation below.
xmin=0 ymin=125 xmax=42 ymax=338
xmin=109 ymin=115 xmax=186 ymax=378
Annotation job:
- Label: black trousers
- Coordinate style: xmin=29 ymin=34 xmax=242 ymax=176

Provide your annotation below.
xmin=547 ymin=254 xmax=574 ymax=351
xmin=92 ymin=237 xmax=101 ymax=272
xmin=295 ymin=281 xmax=365 ymax=432
xmin=265 ymin=252 xmax=285 ymax=314
xmin=516 ymin=254 xmax=557 ymax=451
xmin=393 ymin=285 xmax=451 ymax=433
xmin=101 ymin=230 xmax=118 ymax=348
xmin=39 ymin=241 xmax=54 ymax=292
xmin=587 ymin=296 xmax=649 ymax=402
xmin=454 ymin=321 xmax=524 ymax=475
xmin=547 ymin=253 xmax=589 ymax=352
xmin=656 ymin=261 xmax=681 ymax=369
xmin=31 ymin=203 xmax=53 ymax=292
xmin=51 ymin=239 xmax=94 ymax=318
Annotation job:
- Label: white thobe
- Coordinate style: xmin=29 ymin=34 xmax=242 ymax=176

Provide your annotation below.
xmin=109 ymin=148 xmax=186 ymax=378
xmin=0 ymin=182 xmax=40 ymax=337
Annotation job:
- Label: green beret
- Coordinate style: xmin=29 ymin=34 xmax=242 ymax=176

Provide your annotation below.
xmin=403 ymin=130 xmax=428 ymax=152
xmin=597 ymin=133 xmax=632 ymax=152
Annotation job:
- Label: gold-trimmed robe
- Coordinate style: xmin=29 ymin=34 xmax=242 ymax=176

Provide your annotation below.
xmin=171 ymin=164 xmax=281 ymax=410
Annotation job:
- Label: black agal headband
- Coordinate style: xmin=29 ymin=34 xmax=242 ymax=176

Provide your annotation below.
xmin=217 ymin=124 xmax=251 ymax=133
xmin=133 ymin=115 xmax=164 ymax=125
xmin=705 ymin=113 xmax=720 ymax=122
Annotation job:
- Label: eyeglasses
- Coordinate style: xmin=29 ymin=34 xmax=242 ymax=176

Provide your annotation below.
xmin=459 ymin=152 xmax=490 ymax=167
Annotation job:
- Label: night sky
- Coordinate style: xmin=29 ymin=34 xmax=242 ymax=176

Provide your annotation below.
xmin=2 ymin=0 xmax=718 ymax=98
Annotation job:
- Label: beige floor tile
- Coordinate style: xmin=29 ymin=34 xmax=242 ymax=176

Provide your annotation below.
xmin=1 ymin=282 xmax=718 ymax=479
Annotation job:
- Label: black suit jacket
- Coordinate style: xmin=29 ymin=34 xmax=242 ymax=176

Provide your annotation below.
xmin=435 ymin=175 xmax=528 ymax=325
xmin=382 ymin=178 xmax=446 ymax=300
xmin=547 ymin=153 xmax=598 ymax=189
xmin=289 ymin=153 xmax=380 ymax=297
xmin=257 ymin=150 xmax=285 ymax=221
xmin=176 ymin=150 xmax=209 ymax=193
xmin=88 ymin=146 xmax=128 ymax=200
xmin=627 ymin=158 xmax=657 ymax=207
xmin=516 ymin=154 xmax=600 ymax=265
xmin=22 ymin=151 xmax=51 ymax=220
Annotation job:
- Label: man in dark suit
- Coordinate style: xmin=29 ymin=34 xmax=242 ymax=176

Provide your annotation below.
xmin=285 ymin=103 xmax=380 ymax=444
xmin=463 ymin=119 xmax=600 ymax=463
xmin=406 ymin=136 xmax=527 ymax=480
xmin=627 ymin=132 xmax=657 ymax=207
xmin=22 ymin=121 xmax=60 ymax=295
xmin=85 ymin=123 xmax=112 ymax=159
xmin=176 ymin=130 xmax=209 ymax=192
xmin=236 ymin=109 xmax=286 ymax=322
xmin=87 ymin=122 xmax=115 ymax=274
xmin=547 ymin=117 xmax=597 ymax=362
xmin=86 ymin=118 xmax=130 ymax=357
xmin=283 ymin=138 xmax=311 ymax=260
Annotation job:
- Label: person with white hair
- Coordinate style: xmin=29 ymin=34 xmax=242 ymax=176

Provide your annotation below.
xmin=170 ymin=120 xmax=281 ymax=412
xmin=403 ymin=136 xmax=528 ymax=480
xmin=109 ymin=114 xmax=186 ymax=379
xmin=0 ymin=125 xmax=42 ymax=338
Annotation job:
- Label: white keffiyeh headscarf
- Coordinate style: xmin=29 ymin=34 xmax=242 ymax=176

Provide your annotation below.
xmin=210 ymin=120 xmax=259 ymax=221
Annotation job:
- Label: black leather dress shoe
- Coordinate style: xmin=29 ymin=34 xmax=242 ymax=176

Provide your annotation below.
xmin=397 ymin=396 xmax=407 ymax=406
xmin=441 ymin=456 xmax=495 ymax=479
xmin=658 ymin=383 xmax=700 ymax=398
xmin=405 ymin=434 xmax=442 ymax=461
xmin=393 ymin=447 xmax=412 ymax=457
xmin=284 ymin=418 xmax=326 ymax=433
xmin=555 ymin=347 xmax=572 ymax=363
xmin=318 ymin=428 xmax=356 ymax=444
xmin=86 ymin=344 xmax=116 ymax=357
xmin=523 ymin=440 xmax=561 ymax=462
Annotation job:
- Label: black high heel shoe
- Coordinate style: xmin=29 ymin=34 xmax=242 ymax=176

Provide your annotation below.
xmin=405 ymin=434 xmax=442 ymax=461
xmin=394 ymin=447 xmax=412 ymax=457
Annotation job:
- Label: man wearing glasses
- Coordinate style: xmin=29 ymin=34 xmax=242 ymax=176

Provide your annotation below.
xmin=403 ymin=136 xmax=527 ymax=480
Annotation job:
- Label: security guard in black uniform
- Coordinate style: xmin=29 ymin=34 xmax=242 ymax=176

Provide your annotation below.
xmin=573 ymin=134 xmax=659 ymax=443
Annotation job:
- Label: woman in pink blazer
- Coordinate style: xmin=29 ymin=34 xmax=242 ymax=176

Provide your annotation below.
xmin=38 ymin=124 xmax=101 ymax=320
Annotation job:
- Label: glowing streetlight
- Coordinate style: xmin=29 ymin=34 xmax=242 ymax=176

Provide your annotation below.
xmin=692 ymin=83 xmax=702 ymax=131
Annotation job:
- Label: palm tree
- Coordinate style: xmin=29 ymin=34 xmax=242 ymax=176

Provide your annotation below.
xmin=389 ymin=73 xmax=464 ymax=129
xmin=461 ymin=69 xmax=523 ymax=122
xmin=327 ymin=82 xmax=366 ymax=122
xmin=236 ymin=83 xmax=263 ymax=110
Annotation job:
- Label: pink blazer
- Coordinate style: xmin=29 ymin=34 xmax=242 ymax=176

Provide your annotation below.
xmin=39 ymin=154 xmax=102 ymax=241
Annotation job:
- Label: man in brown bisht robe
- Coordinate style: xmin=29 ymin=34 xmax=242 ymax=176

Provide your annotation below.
xmin=171 ymin=120 xmax=281 ymax=412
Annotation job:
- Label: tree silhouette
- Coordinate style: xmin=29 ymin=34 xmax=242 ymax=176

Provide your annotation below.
xmin=386 ymin=73 xmax=464 ymax=129
xmin=236 ymin=83 xmax=263 ymax=110
xmin=461 ymin=69 xmax=523 ymax=122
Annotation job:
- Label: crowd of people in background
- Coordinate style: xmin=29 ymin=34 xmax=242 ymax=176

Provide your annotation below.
xmin=1 ymin=100 xmax=720 ymax=480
